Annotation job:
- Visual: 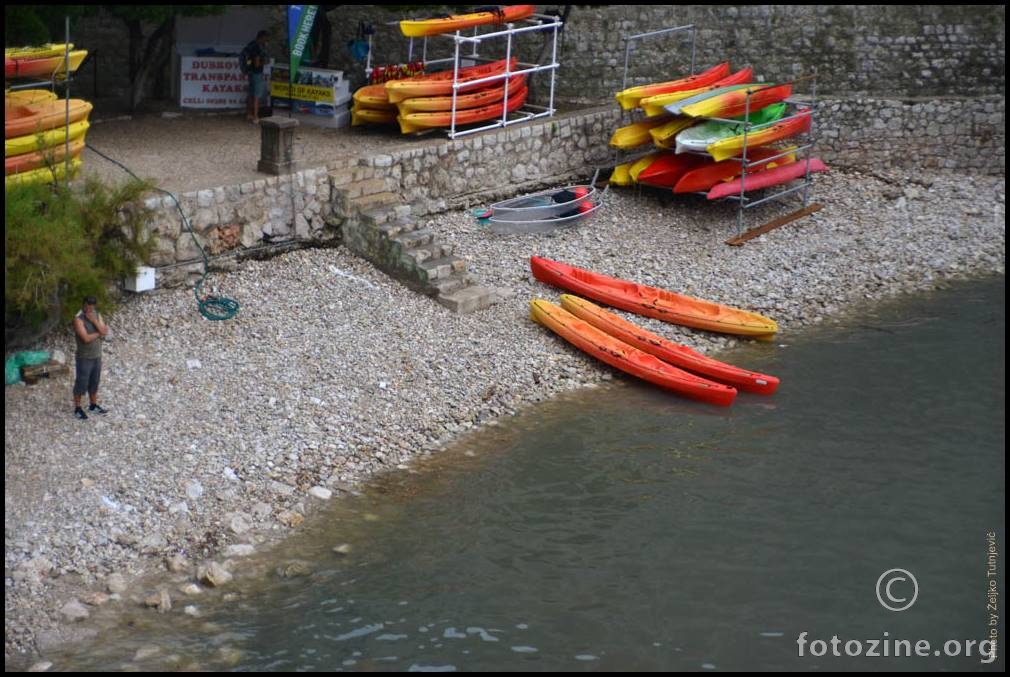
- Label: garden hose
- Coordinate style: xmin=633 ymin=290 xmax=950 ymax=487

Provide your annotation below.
xmin=85 ymin=143 xmax=240 ymax=321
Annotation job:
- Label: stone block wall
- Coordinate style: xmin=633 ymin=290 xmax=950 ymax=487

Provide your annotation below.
xmin=137 ymin=96 xmax=1003 ymax=290
xmin=318 ymin=5 xmax=1005 ymax=100
xmin=71 ymin=6 xmax=1004 ymax=108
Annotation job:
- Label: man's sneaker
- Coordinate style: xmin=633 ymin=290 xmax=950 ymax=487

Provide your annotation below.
xmin=88 ymin=403 xmax=108 ymax=415
xmin=74 ymin=407 xmax=88 ymax=420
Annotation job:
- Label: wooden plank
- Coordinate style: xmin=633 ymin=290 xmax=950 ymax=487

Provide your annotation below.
xmin=725 ymin=203 xmax=824 ymax=246
xmin=21 ymin=361 xmax=69 ymax=385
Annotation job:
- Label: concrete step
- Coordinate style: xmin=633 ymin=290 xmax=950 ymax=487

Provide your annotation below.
xmin=437 ymin=284 xmax=500 ymax=314
xmin=392 ymin=228 xmax=435 ymax=252
xmin=360 ymin=206 xmax=401 ymax=226
xmin=341 ymin=178 xmax=390 ymax=199
xmin=417 ymin=255 xmax=467 ymax=282
xmin=429 ymin=271 xmax=479 ymax=296
xmin=352 ymin=191 xmax=402 ymax=213
xmin=376 ymin=218 xmax=424 ymax=239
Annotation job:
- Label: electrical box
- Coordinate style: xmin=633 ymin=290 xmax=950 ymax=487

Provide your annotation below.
xmin=125 ymin=266 xmax=156 ymax=293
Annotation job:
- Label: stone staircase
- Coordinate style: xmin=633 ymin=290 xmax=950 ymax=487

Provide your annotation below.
xmin=330 ymin=168 xmax=499 ymax=314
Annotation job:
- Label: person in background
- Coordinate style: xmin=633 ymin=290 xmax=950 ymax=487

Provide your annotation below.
xmin=243 ymin=30 xmax=271 ymax=124
xmin=72 ymin=295 xmax=109 ymax=420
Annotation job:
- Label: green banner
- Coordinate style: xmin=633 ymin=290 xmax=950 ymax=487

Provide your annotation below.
xmin=288 ymin=5 xmax=319 ymax=82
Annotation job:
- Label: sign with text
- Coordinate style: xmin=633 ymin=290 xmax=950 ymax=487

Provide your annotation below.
xmin=179 ymin=56 xmax=247 ymax=109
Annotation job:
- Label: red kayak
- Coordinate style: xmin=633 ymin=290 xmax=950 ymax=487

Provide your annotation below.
xmin=530 ymin=299 xmax=737 ymax=406
xmin=636 ymin=153 xmax=707 ymax=188
xmin=560 ymin=294 xmax=779 ymax=394
xmin=673 ymin=147 xmax=797 ymax=194
xmin=530 ymin=256 xmax=778 ymax=340
xmin=707 ymin=158 xmax=828 ymax=200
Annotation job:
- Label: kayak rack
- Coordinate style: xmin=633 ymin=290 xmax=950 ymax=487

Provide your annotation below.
xmin=613 ymin=23 xmax=824 ymax=243
xmin=370 ymin=12 xmax=564 ymax=139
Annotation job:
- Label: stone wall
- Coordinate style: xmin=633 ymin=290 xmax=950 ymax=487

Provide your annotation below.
xmin=142 ymin=165 xmax=346 ymax=287
xmin=318 ymin=5 xmax=1005 ymax=99
xmin=70 ymin=5 xmax=1005 ymax=107
xmin=139 ymin=96 xmax=1003 ymax=291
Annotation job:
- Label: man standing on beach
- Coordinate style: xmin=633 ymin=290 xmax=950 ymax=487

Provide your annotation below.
xmin=242 ymin=30 xmax=271 ymax=124
xmin=72 ymin=296 xmax=109 ymax=420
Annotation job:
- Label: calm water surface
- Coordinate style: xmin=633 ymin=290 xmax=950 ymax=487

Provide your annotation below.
xmin=55 ymin=277 xmax=1005 ymax=671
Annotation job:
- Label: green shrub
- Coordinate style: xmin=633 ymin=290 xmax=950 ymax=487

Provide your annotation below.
xmin=4 ymin=176 xmax=155 ymax=348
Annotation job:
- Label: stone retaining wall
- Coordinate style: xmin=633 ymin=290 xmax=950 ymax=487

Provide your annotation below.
xmin=140 ymin=96 xmax=1003 ymax=288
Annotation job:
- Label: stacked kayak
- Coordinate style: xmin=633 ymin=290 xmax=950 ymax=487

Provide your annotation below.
xmin=5 ymin=45 xmax=93 ymax=190
xmin=351 ymin=83 xmax=398 ymax=126
xmin=530 ymin=256 xmax=778 ymax=340
xmin=400 ymin=5 xmax=536 ymax=38
xmin=354 ymin=58 xmax=528 ymax=134
xmin=608 ymin=62 xmax=824 ymax=200
xmin=6 ymin=98 xmax=92 ymax=138
xmin=5 ymin=44 xmax=87 ymax=80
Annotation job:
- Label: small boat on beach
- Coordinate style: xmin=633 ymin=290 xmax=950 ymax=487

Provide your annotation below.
xmin=560 ymin=294 xmax=779 ymax=394
xmin=530 ymin=256 xmax=778 ymax=340
xmin=530 ymin=299 xmax=737 ymax=406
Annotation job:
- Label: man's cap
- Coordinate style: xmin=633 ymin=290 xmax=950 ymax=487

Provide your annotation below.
xmin=84 ymin=295 xmax=97 ymax=305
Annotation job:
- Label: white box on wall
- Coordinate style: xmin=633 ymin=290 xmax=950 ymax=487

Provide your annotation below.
xmin=125 ymin=266 xmax=156 ymax=292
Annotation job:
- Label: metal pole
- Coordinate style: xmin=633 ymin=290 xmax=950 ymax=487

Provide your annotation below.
xmin=64 ymin=16 xmax=71 ymax=188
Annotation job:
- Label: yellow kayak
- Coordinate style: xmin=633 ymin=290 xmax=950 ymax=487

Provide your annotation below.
xmin=5 ymin=89 xmax=58 ymax=107
xmin=5 ymin=157 xmax=81 ymax=190
xmin=648 ymin=116 xmax=696 ymax=148
xmin=6 ymin=120 xmax=90 ymax=157
xmin=609 ymin=116 xmax=672 ymax=150
xmin=5 ymin=43 xmax=74 ymax=59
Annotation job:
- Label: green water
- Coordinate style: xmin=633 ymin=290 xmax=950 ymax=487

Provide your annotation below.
xmin=52 ymin=277 xmax=1005 ymax=671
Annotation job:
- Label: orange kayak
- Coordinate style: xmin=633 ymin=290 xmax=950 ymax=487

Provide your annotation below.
xmin=635 ymin=153 xmax=706 ymax=188
xmin=397 ymin=86 xmax=527 ymax=133
xmin=5 ymin=99 xmax=92 ymax=139
xmin=386 ymin=57 xmax=517 ymax=103
xmin=5 ymin=49 xmax=87 ymax=79
xmin=615 ymin=62 xmax=730 ymax=111
xmin=530 ymin=256 xmax=778 ymax=340
xmin=5 ymin=138 xmax=85 ymax=175
xmin=352 ymin=84 xmax=397 ymax=111
xmin=396 ymin=74 xmax=526 ymax=113
xmin=351 ymin=107 xmax=397 ymax=126
xmin=530 ymin=300 xmax=737 ymax=406
xmin=560 ymin=295 xmax=779 ymax=395
xmin=400 ymin=5 xmax=536 ymax=38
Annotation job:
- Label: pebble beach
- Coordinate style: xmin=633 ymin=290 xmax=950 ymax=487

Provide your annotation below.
xmin=4 ymin=166 xmax=1005 ymax=668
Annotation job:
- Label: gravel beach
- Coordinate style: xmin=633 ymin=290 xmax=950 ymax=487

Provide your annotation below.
xmin=4 ymin=152 xmax=1005 ymax=666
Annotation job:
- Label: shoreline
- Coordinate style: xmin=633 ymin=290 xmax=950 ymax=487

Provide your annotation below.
xmin=4 ymin=168 xmax=1005 ymax=668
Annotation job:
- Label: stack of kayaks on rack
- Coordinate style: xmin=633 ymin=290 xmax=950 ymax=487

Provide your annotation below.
xmin=352 ymin=57 xmax=529 ymax=134
xmin=528 ymin=256 xmax=780 ymax=406
xmin=5 ymin=43 xmax=92 ymax=189
xmin=609 ymin=61 xmax=827 ymax=199
xmin=354 ymin=6 xmax=538 ymax=135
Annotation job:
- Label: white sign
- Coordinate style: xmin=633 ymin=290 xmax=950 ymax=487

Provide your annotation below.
xmin=179 ymin=56 xmax=247 ymax=109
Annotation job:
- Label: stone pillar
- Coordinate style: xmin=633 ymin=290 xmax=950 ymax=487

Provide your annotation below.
xmin=257 ymin=117 xmax=299 ymax=175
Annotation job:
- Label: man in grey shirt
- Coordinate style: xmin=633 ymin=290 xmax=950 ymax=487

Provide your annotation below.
xmin=72 ymin=295 xmax=109 ymax=420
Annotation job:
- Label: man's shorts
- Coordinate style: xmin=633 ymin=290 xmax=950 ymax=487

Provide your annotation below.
xmin=249 ymin=73 xmax=266 ymax=101
xmin=73 ymin=357 xmax=102 ymax=396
